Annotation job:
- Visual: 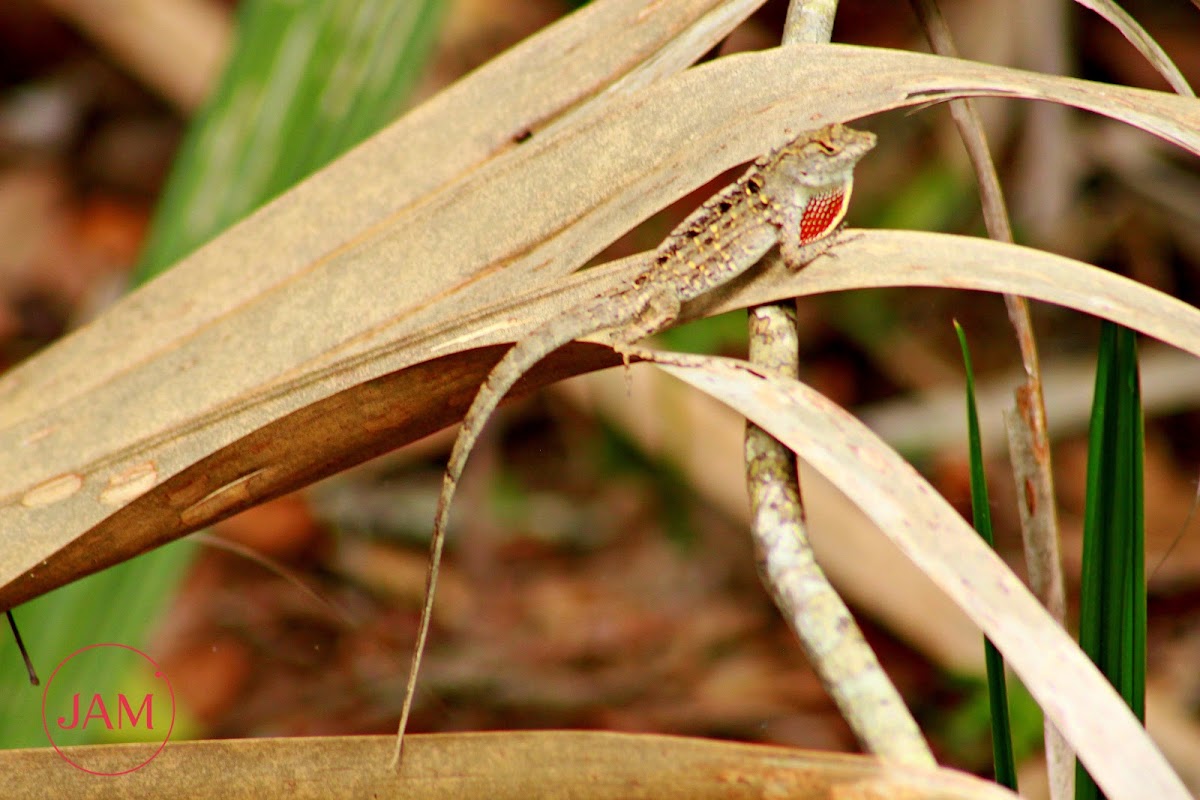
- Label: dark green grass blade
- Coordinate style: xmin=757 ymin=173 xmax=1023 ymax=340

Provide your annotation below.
xmin=954 ymin=321 xmax=1017 ymax=791
xmin=0 ymin=0 xmax=444 ymax=748
xmin=1075 ymin=321 xmax=1146 ymax=800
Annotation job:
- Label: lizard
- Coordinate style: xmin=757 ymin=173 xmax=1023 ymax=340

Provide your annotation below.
xmin=391 ymin=121 xmax=875 ymax=768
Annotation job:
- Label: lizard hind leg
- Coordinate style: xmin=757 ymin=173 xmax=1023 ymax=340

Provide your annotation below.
xmin=607 ymin=288 xmax=681 ymax=391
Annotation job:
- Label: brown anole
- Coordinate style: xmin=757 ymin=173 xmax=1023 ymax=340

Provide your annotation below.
xmin=391 ymin=122 xmax=875 ymax=767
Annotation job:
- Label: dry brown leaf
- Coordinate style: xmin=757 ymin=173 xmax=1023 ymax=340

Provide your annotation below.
xmin=0 ymin=731 xmax=1019 ymax=799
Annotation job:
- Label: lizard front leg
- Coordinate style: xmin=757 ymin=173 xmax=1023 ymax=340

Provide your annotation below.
xmin=780 ymin=223 xmax=845 ymax=270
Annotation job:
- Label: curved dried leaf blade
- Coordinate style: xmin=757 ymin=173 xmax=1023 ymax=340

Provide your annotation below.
xmin=1073 ymin=0 xmax=1194 ymax=96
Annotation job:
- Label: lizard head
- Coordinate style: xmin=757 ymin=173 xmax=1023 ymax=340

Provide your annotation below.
xmin=767 ymin=122 xmax=877 ymax=192
xmin=762 ymin=122 xmax=876 ymax=245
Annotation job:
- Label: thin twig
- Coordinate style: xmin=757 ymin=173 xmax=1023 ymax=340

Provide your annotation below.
xmin=5 ymin=610 xmax=39 ymax=686
xmin=191 ymin=531 xmax=359 ymax=629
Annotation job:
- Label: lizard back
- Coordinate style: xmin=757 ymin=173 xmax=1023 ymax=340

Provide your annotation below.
xmin=642 ymin=122 xmax=875 ymax=304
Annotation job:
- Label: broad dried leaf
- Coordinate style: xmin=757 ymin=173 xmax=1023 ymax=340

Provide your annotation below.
xmin=2 ymin=45 xmax=1198 ymax=609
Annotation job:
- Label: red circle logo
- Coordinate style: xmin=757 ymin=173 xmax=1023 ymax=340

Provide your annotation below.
xmin=41 ymin=643 xmax=175 ymax=775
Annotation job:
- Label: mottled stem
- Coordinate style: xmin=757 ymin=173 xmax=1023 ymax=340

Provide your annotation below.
xmin=745 ymin=305 xmax=933 ymax=766
xmin=741 ymin=0 xmax=933 ymax=767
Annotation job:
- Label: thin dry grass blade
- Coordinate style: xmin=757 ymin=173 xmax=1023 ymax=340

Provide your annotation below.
xmin=1073 ymin=0 xmax=1194 ymax=96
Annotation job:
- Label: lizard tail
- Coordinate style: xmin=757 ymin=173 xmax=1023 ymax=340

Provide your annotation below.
xmin=391 ymin=315 xmax=586 ymax=769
